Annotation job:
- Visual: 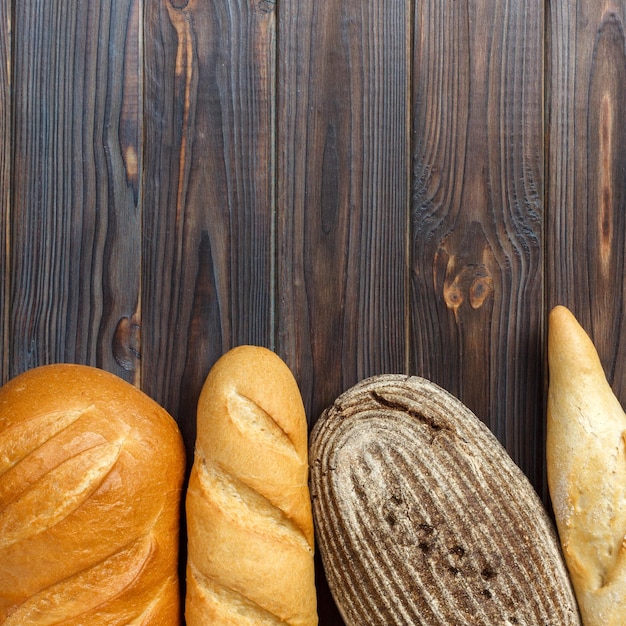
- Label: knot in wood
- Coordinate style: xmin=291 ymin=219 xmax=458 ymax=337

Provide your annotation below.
xmin=443 ymin=264 xmax=493 ymax=313
xmin=256 ymin=0 xmax=275 ymax=13
xmin=112 ymin=316 xmax=141 ymax=371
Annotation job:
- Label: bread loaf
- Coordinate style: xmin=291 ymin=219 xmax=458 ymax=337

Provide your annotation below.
xmin=185 ymin=345 xmax=317 ymax=625
xmin=547 ymin=305 xmax=626 ymax=625
xmin=310 ymin=374 xmax=581 ymax=625
xmin=0 ymin=363 xmax=186 ymax=624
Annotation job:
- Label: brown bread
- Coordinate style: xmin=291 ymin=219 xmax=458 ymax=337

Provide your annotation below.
xmin=310 ymin=374 xmax=581 ymax=625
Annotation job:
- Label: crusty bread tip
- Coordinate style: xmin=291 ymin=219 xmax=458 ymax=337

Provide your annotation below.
xmin=185 ymin=345 xmax=318 ymax=625
xmin=0 ymin=363 xmax=186 ymax=625
xmin=547 ymin=305 xmax=626 ymax=626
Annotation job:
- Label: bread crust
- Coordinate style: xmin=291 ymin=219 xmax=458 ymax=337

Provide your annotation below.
xmin=0 ymin=363 xmax=186 ymax=624
xmin=547 ymin=305 xmax=626 ymax=625
xmin=310 ymin=373 xmax=581 ymax=625
xmin=185 ymin=345 xmax=317 ymax=625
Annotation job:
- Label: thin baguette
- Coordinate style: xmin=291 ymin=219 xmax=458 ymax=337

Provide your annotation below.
xmin=185 ymin=345 xmax=317 ymax=625
xmin=547 ymin=305 xmax=626 ymax=625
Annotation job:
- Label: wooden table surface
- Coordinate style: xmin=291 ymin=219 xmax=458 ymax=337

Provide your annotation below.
xmin=1 ymin=1 xmax=624 ymax=623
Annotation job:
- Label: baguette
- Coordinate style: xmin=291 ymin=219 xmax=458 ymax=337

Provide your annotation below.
xmin=547 ymin=305 xmax=626 ymax=625
xmin=185 ymin=345 xmax=317 ymax=625
xmin=0 ymin=363 xmax=186 ymax=624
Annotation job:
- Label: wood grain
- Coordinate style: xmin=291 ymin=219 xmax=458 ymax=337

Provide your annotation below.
xmin=0 ymin=0 xmax=9 ymax=385
xmin=547 ymin=1 xmax=626 ymax=402
xmin=277 ymin=0 xmax=411 ymax=423
xmin=9 ymin=0 xmax=142 ymax=383
xmin=142 ymin=0 xmax=276 ymax=457
xmin=410 ymin=0 xmax=546 ymax=496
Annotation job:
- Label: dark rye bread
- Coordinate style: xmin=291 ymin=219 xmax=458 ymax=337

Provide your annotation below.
xmin=309 ymin=374 xmax=581 ymax=625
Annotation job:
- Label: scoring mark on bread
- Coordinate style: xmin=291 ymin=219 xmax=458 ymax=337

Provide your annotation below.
xmin=2 ymin=534 xmax=155 ymax=624
xmin=197 ymin=458 xmax=311 ymax=552
xmin=369 ymin=390 xmax=453 ymax=440
xmin=0 ymin=405 xmax=96 ymax=476
xmin=188 ymin=563 xmax=289 ymax=625
xmin=227 ymin=391 xmax=299 ymax=459
xmin=0 ymin=439 xmax=124 ymax=548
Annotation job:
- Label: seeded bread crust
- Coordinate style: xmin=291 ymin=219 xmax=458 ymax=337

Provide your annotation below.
xmin=310 ymin=374 xmax=581 ymax=625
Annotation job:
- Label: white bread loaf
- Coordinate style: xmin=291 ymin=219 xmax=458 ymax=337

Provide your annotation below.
xmin=547 ymin=305 xmax=626 ymax=625
xmin=0 ymin=363 xmax=186 ymax=625
xmin=185 ymin=345 xmax=317 ymax=625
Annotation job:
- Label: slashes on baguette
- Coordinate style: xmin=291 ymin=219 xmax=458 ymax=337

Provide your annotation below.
xmin=185 ymin=345 xmax=317 ymax=625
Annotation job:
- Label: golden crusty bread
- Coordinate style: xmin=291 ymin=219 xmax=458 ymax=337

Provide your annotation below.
xmin=547 ymin=305 xmax=626 ymax=625
xmin=0 ymin=363 xmax=186 ymax=625
xmin=185 ymin=345 xmax=317 ymax=625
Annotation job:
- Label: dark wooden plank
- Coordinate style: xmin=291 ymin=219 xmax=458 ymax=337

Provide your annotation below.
xmin=9 ymin=0 xmax=142 ymax=383
xmin=142 ymin=0 xmax=276 ymax=456
xmin=410 ymin=1 xmax=546 ymax=496
xmin=547 ymin=2 xmax=626 ymax=401
xmin=277 ymin=0 xmax=410 ymax=421
xmin=0 ymin=0 xmax=9 ymax=385
xmin=277 ymin=3 xmax=411 ymax=623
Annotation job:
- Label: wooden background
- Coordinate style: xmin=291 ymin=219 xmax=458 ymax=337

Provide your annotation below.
xmin=1 ymin=0 xmax=625 ymax=623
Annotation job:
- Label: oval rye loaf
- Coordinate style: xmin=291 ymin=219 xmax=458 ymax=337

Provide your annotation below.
xmin=309 ymin=374 xmax=581 ymax=625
